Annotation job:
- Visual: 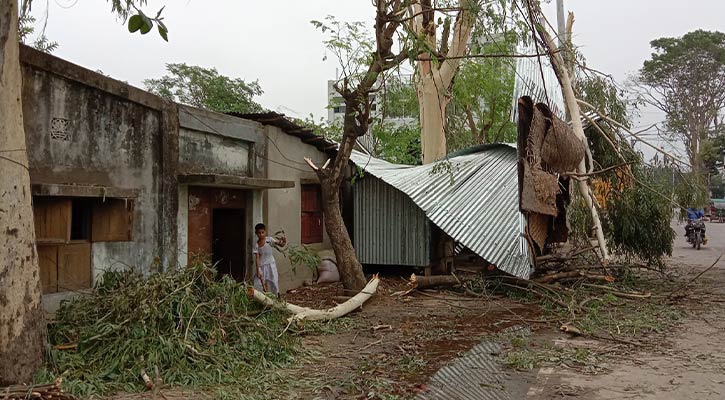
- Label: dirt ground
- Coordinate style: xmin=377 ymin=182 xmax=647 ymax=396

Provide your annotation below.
xmin=277 ymin=274 xmax=543 ymax=399
xmin=526 ymin=220 xmax=725 ymax=400
xmin=103 ymin=220 xmax=725 ymax=400
xmin=280 ymin=219 xmax=725 ymax=400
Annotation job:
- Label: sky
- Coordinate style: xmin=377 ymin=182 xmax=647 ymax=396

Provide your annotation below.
xmin=26 ymin=0 xmax=725 ymax=159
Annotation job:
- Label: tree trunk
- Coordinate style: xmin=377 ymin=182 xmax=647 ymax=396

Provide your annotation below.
xmin=418 ymin=73 xmax=449 ymax=164
xmin=0 ymin=0 xmax=46 ymax=384
xmin=535 ymin=19 xmax=610 ymax=261
xmin=319 ymin=158 xmax=367 ymax=291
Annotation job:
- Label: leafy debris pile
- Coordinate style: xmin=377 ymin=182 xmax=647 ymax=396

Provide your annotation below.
xmin=41 ymin=260 xmax=298 ymax=397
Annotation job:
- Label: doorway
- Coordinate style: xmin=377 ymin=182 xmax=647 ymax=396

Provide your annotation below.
xmin=212 ymin=208 xmax=246 ymax=281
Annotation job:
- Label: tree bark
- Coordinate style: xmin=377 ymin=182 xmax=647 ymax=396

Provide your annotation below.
xmin=409 ymin=273 xmax=464 ymax=289
xmin=248 ymin=275 xmax=380 ymax=322
xmin=419 ymin=72 xmax=450 ymax=164
xmin=534 ymin=14 xmax=610 ymax=261
xmin=0 ymin=0 xmax=46 ymax=384
xmin=416 ymin=0 xmax=476 ymax=164
xmin=319 ymin=156 xmax=367 ymax=291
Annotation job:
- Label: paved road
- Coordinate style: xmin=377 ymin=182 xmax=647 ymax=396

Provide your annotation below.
xmin=525 ymin=220 xmax=725 ymax=400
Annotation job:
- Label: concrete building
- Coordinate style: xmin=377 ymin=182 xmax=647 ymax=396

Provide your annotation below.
xmin=19 ymin=45 xmax=334 ymax=310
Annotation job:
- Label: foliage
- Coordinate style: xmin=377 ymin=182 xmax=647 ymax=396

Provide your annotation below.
xmin=371 ymin=122 xmax=421 ymax=165
xmin=448 ymin=32 xmax=518 ymax=148
xmin=635 ymin=30 xmax=725 ymax=170
xmin=577 ymin=75 xmax=675 ymax=265
xmin=144 ymin=63 xmax=264 ymax=113
xmin=700 ymin=129 xmax=725 ymax=175
xmin=285 ymin=245 xmax=321 ymax=275
xmin=604 ymin=166 xmax=675 ymax=265
xmin=311 ymin=16 xmax=375 ymax=91
xmin=18 ymin=1 xmax=58 ymax=53
xmin=38 ymin=259 xmax=298 ymax=397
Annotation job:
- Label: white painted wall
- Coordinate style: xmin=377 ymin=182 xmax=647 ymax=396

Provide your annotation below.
xmin=263 ymin=126 xmax=332 ymax=292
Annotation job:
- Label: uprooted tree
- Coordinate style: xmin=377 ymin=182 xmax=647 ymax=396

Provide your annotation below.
xmin=522 ymin=1 xmax=610 ymax=262
xmin=0 ymin=0 xmax=167 ymax=384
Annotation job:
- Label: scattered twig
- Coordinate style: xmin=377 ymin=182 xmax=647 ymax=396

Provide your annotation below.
xmin=360 ymin=338 xmax=383 ymax=351
xmin=668 ymin=254 xmax=722 ymax=299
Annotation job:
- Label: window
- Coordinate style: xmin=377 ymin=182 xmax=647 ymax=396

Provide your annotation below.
xmin=301 ymin=184 xmax=323 ymax=244
xmin=70 ymin=199 xmax=92 ymax=240
xmin=33 ymin=196 xmax=135 ymax=293
xmin=333 ymin=105 xmax=346 ymax=114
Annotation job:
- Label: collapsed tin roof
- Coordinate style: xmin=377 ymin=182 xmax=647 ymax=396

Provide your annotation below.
xmin=350 ymin=144 xmax=532 ymax=279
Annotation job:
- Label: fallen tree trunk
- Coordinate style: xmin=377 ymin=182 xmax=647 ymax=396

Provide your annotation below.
xmin=409 ymin=274 xmax=462 ymax=289
xmin=531 ymin=6 xmax=610 ymax=262
xmin=247 ymin=275 xmax=380 ymax=322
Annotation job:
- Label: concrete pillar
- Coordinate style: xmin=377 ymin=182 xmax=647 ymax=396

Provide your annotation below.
xmin=159 ymin=102 xmax=179 ymax=271
xmin=177 ymin=184 xmax=188 ymax=268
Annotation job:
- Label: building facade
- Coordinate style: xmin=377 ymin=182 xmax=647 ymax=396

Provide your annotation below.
xmin=19 ymin=45 xmax=333 ymax=310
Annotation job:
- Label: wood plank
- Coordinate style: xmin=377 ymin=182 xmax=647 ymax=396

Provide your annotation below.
xmin=33 ymin=197 xmax=71 ymax=242
xmin=57 ymin=242 xmax=91 ymax=291
xmin=92 ymin=199 xmax=134 ymax=242
xmin=37 ymin=245 xmax=58 ymax=294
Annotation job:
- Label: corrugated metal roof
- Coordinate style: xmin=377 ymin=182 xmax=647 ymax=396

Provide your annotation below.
xmin=350 ymin=144 xmax=532 ymax=279
xmin=354 ymin=175 xmax=431 ymax=266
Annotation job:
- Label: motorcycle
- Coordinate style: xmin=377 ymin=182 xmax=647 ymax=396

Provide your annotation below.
xmin=686 ymin=218 xmax=706 ymax=250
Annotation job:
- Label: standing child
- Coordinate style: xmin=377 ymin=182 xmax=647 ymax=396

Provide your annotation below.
xmin=253 ymin=223 xmax=285 ymax=295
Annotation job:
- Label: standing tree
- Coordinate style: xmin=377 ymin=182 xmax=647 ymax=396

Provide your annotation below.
xmin=144 ymin=63 xmax=264 ymax=113
xmin=0 ymin=1 xmax=46 ymax=384
xmin=634 ymin=30 xmax=725 ymax=173
xmin=0 ymin=0 xmax=166 ymax=384
xmin=308 ymin=1 xmax=409 ymax=290
xmin=411 ymin=0 xmax=478 ymax=164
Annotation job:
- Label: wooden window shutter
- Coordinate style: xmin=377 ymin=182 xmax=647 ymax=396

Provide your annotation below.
xmin=92 ymin=199 xmax=134 ymax=242
xmin=33 ymin=198 xmax=71 ymax=242
xmin=57 ymin=242 xmax=91 ymax=291
xmin=301 ymin=185 xmax=323 ymax=244
xmin=37 ymin=245 xmax=59 ymax=294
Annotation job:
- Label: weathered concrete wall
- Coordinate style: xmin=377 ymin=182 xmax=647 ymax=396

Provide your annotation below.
xmin=177 ymin=105 xmax=261 ymax=176
xmin=20 ymin=47 xmax=167 ymax=280
xmin=263 ymin=126 xmax=332 ymax=291
xmin=179 ymin=129 xmax=250 ymax=176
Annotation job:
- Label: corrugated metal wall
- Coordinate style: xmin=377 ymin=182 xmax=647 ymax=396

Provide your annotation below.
xmin=354 ymin=175 xmax=430 ymax=266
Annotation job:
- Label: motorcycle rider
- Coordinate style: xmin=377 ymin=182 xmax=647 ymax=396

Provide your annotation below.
xmin=685 ymin=207 xmax=707 ymax=244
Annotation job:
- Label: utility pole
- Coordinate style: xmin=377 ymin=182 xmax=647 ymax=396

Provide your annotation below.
xmin=556 ymin=0 xmax=566 ymax=48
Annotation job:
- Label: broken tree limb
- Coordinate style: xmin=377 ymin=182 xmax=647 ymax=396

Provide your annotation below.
xmin=0 ymin=378 xmax=76 ymax=400
xmin=247 ymin=275 xmax=380 ymax=322
xmin=533 ymin=11 xmax=610 ymax=262
xmin=409 ymin=273 xmax=462 ymax=289
xmin=668 ymin=254 xmax=722 ymax=299
xmin=581 ymin=283 xmax=652 ymax=300
xmin=576 ymin=99 xmax=692 ymax=168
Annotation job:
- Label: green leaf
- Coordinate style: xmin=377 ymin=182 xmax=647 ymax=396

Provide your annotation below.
xmin=140 ymin=14 xmax=153 ymax=34
xmin=158 ymin=25 xmax=168 ymax=41
xmin=128 ymin=15 xmax=143 ymax=33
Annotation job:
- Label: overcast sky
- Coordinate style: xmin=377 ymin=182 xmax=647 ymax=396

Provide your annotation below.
xmin=27 ymin=0 xmax=725 ymax=158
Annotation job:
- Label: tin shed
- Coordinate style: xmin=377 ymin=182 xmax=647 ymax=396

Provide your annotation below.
xmin=350 ymin=144 xmax=532 ymax=279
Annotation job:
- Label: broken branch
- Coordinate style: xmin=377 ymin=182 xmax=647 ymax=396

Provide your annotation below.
xmin=248 ymin=275 xmax=380 ymax=322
